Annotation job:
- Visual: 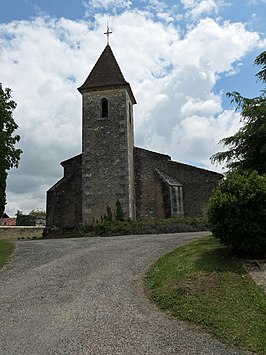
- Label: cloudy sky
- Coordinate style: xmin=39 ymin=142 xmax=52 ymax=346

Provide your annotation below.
xmin=1 ymin=0 xmax=266 ymax=216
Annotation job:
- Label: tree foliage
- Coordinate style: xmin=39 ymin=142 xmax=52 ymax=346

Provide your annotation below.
xmin=209 ymin=52 xmax=266 ymax=257
xmin=16 ymin=210 xmax=35 ymax=226
xmin=16 ymin=209 xmax=46 ymax=226
xmin=211 ymin=51 xmax=266 ymax=174
xmin=208 ymin=171 xmax=266 ymax=257
xmin=0 ymin=83 xmax=22 ymax=217
xmin=255 ymin=50 xmax=266 ymax=86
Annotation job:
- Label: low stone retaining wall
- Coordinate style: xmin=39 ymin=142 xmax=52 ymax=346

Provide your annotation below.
xmin=0 ymin=226 xmax=44 ymax=240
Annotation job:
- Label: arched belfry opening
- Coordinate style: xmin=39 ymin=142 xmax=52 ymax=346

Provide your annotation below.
xmin=101 ymin=98 xmax=108 ymax=118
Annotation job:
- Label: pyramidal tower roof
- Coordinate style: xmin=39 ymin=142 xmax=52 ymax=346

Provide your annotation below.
xmin=78 ymin=45 xmax=136 ymax=104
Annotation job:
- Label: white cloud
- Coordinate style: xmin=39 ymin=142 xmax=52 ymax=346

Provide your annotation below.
xmin=0 ymin=10 xmax=263 ymax=215
xmin=246 ymin=0 xmax=266 ymax=4
xmin=181 ymin=0 xmax=226 ymax=19
xmin=177 ymin=19 xmax=259 ymax=73
xmin=142 ymin=0 xmax=181 ymax=23
xmin=83 ymin=0 xmax=132 ymax=16
xmin=172 ymin=109 xmax=242 ymax=168
xmin=180 ymin=96 xmax=221 ymax=116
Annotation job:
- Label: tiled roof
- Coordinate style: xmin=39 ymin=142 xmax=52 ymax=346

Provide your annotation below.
xmin=78 ymin=45 xmax=136 ymax=104
xmin=1 ymin=218 xmax=17 ymax=226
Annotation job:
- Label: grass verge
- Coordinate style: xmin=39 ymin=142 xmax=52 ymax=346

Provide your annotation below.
xmin=145 ymin=236 xmax=266 ymax=354
xmin=0 ymin=240 xmax=15 ymax=269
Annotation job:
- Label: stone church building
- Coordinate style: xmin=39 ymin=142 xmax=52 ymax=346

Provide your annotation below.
xmin=46 ymin=44 xmax=221 ymax=228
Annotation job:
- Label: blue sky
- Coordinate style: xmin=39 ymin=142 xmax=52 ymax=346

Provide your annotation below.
xmin=0 ymin=0 xmax=265 ymax=215
xmin=1 ymin=0 xmax=84 ymax=22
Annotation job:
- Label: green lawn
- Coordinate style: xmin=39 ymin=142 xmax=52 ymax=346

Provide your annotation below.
xmin=0 ymin=240 xmax=15 ymax=269
xmin=145 ymin=236 xmax=266 ymax=354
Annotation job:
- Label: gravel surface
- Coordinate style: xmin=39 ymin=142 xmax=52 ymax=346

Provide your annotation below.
xmin=0 ymin=232 xmax=253 ymax=355
xmin=242 ymin=260 xmax=266 ymax=292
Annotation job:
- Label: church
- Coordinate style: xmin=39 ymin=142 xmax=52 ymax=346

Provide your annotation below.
xmin=46 ymin=43 xmax=221 ymax=229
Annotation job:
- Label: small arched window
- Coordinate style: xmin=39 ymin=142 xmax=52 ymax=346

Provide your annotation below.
xmin=101 ymin=98 xmax=108 ymax=118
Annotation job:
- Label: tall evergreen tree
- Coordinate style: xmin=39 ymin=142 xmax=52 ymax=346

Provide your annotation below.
xmin=0 ymin=83 xmax=22 ymax=217
xmin=211 ymin=51 xmax=266 ymax=174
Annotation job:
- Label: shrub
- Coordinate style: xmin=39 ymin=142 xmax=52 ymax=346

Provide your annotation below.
xmin=16 ymin=210 xmax=35 ymax=226
xmin=208 ymin=171 xmax=266 ymax=257
xmin=16 ymin=209 xmax=46 ymax=226
xmin=104 ymin=205 xmax=113 ymax=222
xmin=43 ymin=216 xmax=209 ymax=238
xmin=115 ymin=200 xmax=124 ymax=221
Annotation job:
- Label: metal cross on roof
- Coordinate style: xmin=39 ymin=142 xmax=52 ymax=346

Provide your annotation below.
xmin=104 ymin=24 xmax=112 ymax=45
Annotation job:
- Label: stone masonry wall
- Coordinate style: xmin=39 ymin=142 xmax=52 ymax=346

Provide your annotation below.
xmin=134 ymin=147 xmax=222 ymax=219
xmin=126 ymin=95 xmax=136 ymax=220
xmin=134 ymin=148 xmax=171 ymax=219
xmin=46 ymin=154 xmax=82 ymax=228
xmin=167 ymin=160 xmax=222 ymax=216
xmin=0 ymin=227 xmax=44 ymax=240
xmin=82 ymin=88 xmax=135 ymax=225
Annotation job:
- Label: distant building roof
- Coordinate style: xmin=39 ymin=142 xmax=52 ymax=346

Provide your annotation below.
xmin=78 ymin=45 xmax=136 ymax=104
xmin=1 ymin=217 xmax=17 ymax=226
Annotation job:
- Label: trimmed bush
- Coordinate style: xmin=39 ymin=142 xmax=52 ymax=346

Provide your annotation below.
xmin=208 ymin=171 xmax=266 ymax=257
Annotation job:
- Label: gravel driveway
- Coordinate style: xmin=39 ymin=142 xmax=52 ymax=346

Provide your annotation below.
xmin=0 ymin=232 xmax=252 ymax=355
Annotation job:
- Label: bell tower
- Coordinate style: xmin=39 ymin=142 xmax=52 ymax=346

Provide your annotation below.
xmin=78 ymin=45 xmax=136 ymax=225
